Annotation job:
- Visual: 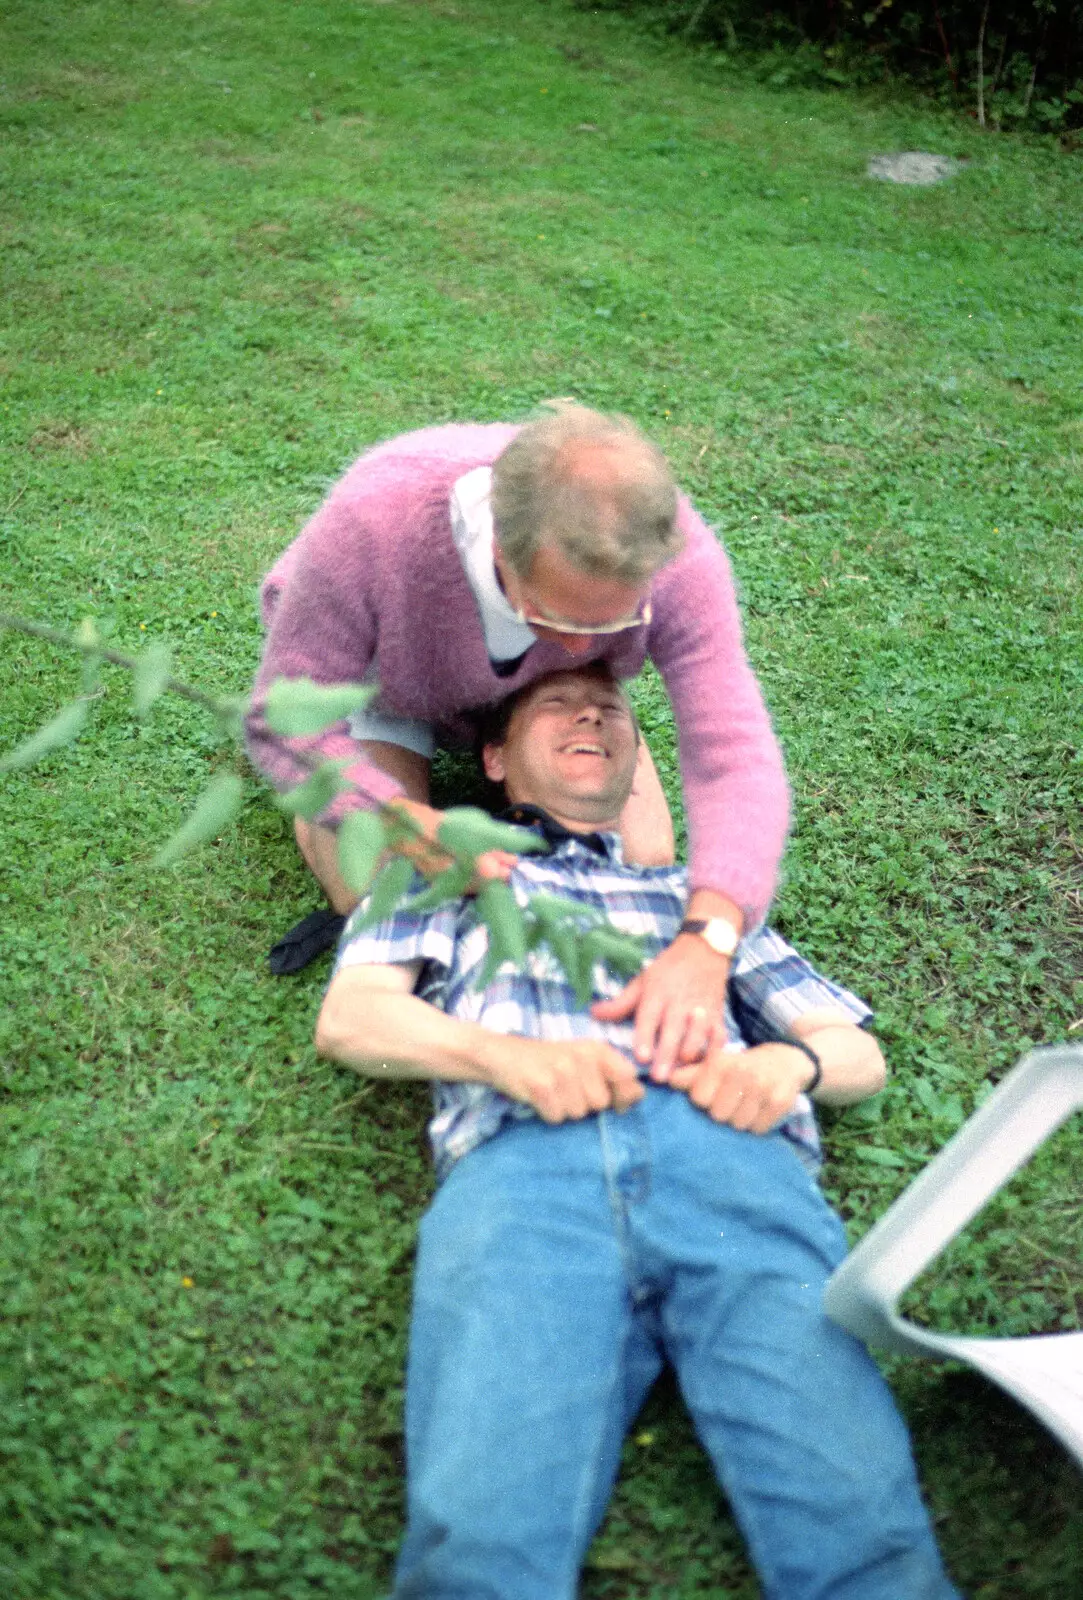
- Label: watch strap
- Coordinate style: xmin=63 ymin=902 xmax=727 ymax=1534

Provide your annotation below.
xmin=677 ymin=916 xmax=740 ymax=957
xmin=784 ymin=1036 xmax=823 ymax=1095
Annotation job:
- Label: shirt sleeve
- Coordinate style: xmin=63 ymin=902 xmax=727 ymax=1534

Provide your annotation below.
xmin=728 ymin=926 xmax=873 ymax=1046
xmin=332 ymin=881 xmax=459 ymax=1007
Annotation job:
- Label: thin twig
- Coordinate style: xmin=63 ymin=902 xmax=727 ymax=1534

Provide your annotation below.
xmin=2 ymin=486 xmax=26 ymax=517
xmin=0 ymin=612 xmax=568 ymax=953
xmin=1022 ymin=17 xmax=1048 ymax=119
xmin=1016 ymin=1233 xmax=1083 ymax=1275
xmin=0 ymin=610 xmax=404 ymax=815
xmin=976 ymin=0 xmax=990 ymax=127
xmin=990 ymin=30 xmax=1008 ymax=98
xmin=329 ymin=1086 xmax=376 ymax=1112
xmin=683 ymin=0 xmax=710 ymax=40
xmin=0 ymin=611 xmax=224 ymax=716
xmin=280 ymin=1139 xmax=359 ymax=1154
xmin=0 ymin=612 xmax=648 ymax=989
xmin=933 ymin=0 xmax=959 ymax=91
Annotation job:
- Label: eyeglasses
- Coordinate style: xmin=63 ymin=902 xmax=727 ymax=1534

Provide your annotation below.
xmin=512 ymin=597 xmax=653 ymax=636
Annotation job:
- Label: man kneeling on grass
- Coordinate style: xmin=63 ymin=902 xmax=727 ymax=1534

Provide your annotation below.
xmin=316 ymin=664 xmax=960 ymax=1600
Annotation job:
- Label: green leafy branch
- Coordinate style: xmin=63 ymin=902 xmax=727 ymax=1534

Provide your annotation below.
xmin=474 ymin=885 xmax=646 ymax=1004
xmin=0 ymin=614 xmax=646 ymax=997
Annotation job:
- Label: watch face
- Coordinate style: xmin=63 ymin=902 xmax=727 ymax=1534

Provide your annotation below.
xmin=702 ymin=918 xmax=739 ymax=958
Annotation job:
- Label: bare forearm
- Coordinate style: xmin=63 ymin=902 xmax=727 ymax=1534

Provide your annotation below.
xmin=667 ymin=1013 xmax=884 ymax=1134
xmin=792 ymin=1019 xmax=886 ymax=1106
xmin=317 ymin=982 xmax=500 ymax=1084
xmin=316 ymin=969 xmax=645 ymax=1123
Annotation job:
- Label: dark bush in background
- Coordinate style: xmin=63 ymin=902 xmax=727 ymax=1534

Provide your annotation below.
xmin=584 ymin=0 xmax=1083 ymax=130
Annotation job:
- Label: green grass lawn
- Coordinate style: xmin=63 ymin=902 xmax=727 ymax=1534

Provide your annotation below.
xmin=1 ymin=0 xmax=1081 ymax=1593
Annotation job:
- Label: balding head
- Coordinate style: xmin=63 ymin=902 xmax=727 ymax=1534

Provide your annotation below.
xmin=491 ymin=402 xmax=683 ymax=584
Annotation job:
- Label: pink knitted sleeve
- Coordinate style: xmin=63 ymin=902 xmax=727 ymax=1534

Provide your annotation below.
xmin=647 ymin=498 xmax=790 ymax=925
xmin=245 ymin=421 xmax=520 ymax=826
xmin=244 ymin=513 xmax=406 ymax=823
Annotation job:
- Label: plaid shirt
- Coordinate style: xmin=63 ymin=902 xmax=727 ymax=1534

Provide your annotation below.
xmin=334 ymin=826 xmax=872 ymax=1182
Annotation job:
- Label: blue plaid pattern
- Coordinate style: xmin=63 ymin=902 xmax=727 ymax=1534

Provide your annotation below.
xmin=334 ymin=829 xmax=872 ymax=1181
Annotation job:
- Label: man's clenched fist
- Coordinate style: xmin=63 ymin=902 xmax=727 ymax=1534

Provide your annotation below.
xmin=485 ymin=1037 xmax=644 ymax=1124
xmin=668 ymin=1042 xmax=814 ymax=1134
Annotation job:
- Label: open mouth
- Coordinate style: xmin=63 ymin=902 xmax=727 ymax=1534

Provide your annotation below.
xmin=560 ymin=741 xmax=609 ymax=758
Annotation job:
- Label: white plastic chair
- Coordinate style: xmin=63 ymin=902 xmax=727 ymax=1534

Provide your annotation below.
xmin=824 ymin=1043 xmax=1083 ymax=1468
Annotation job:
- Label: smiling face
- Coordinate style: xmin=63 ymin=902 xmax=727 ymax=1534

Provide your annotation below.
xmin=481 ymin=667 xmax=639 ymax=831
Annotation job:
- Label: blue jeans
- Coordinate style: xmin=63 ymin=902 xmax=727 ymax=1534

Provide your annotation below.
xmin=394 ymin=1087 xmax=959 ymax=1599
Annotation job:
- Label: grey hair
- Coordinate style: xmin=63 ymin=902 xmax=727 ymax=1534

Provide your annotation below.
xmin=490 ymin=401 xmax=683 ymax=583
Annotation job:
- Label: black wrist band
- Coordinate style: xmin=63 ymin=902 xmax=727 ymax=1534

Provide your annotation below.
xmin=785 ymin=1037 xmax=822 ymax=1095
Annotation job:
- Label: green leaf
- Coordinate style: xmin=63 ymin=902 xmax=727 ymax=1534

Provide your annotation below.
xmin=911 ymin=1077 xmax=942 ymax=1118
xmin=547 ymin=922 xmax=593 ymax=1005
xmin=587 ymin=1549 xmax=638 ymax=1573
xmin=0 ymin=700 xmax=89 ymax=773
xmin=476 ymin=940 xmax=504 ymax=991
xmin=853 ymin=1145 xmax=909 ymax=1169
xmin=477 ymin=880 xmax=529 ymax=965
xmin=437 ymin=806 xmax=548 ymax=861
xmin=527 ymin=891 xmax=602 ymax=930
xmin=356 ymin=857 xmax=416 ymax=929
xmin=132 ymin=642 xmax=173 ymax=717
xmin=475 ymin=881 xmax=530 ymax=988
xmin=405 ymin=860 xmax=474 ymax=913
xmin=275 ymin=760 xmax=350 ymax=819
xmin=154 ymin=773 xmax=244 ymax=867
xmin=77 ymin=618 xmax=103 ymax=694
xmin=336 ymin=809 xmax=388 ymax=895
xmin=264 ymin=677 xmax=377 ymax=737
xmin=583 ymin=927 xmax=645 ymax=981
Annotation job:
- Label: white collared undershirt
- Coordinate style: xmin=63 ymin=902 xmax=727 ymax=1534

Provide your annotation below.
xmin=347 ymin=467 xmax=536 ymax=759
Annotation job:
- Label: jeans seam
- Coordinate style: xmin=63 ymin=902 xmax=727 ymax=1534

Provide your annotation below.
xmin=567 ymin=1301 xmax=637 ymax=1576
xmin=598 ymin=1111 xmax=630 ymax=1273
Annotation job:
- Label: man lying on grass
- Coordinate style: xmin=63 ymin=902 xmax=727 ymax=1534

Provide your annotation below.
xmin=316 ymin=663 xmax=959 ymax=1600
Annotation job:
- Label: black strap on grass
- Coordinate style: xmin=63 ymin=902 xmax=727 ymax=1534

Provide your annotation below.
xmin=268 ymin=909 xmax=347 ymax=976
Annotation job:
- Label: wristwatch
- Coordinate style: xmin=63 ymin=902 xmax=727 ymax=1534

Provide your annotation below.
xmin=677 ymin=916 xmax=740 ymax=959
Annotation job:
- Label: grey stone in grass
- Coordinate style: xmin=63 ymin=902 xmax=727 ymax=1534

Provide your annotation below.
xmin=867 ymin=152 xmax=966 ymax=186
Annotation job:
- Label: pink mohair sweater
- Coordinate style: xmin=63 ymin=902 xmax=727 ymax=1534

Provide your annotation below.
xmin=247 ymin=423 xmax=789 ymax=921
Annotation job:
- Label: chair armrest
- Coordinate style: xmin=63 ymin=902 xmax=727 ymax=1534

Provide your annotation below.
xmin=825 ymin=1044 xmax=1083 ymax=1348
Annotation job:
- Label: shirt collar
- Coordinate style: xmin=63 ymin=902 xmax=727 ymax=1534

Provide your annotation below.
xmin=499 ymin=803 xmax=623 ymax=862
xmin=449 ymin=467 xmax=537 ymax=663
